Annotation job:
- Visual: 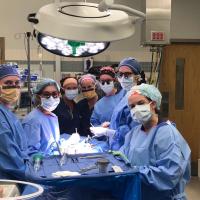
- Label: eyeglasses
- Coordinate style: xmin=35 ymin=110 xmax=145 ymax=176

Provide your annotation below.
xmin=41 ymin=91 xmax=59 ymax=99
xmin=3 ymin=80 xmax=21 ymax=88
xmin=1 ymin=85 xmax=20 ymax=89
xmin=63 ymin=86 xmax=78 ymax=90
xmin=100 ymin=80 xmax=112 ymax=85
xmin=117 ymin=72 xmax=133 ymax=79
xmin=82 ymin=88 xmax=95 ymax=92
xmin=81 ymin=85 xmax=94 ymax=91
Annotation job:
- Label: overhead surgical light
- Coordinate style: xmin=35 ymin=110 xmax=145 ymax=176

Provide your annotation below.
xmin=28 ymin=0 xmax=145 ymax=57
xmin=37 ymin=32 xmax=109 ymax=57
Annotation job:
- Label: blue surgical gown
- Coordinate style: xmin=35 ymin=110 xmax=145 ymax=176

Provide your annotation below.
xmin=22 ymin=108 xmax=60 ymax=156
xmin=90 ymin=89 xmax=126 ymax=126
xmin=120 ymin=121 xmax=191 ymax=200
xmin=0 ymin=104 xmax=29 ymax=179
xmin=109 ymin=93 xmax=139 ymax=150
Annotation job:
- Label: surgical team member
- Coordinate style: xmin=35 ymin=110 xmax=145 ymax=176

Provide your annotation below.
xmin=22 ymin=79 xmax=61 ymax=156
xmin=120 ymin=84 xmax=191 ymax=200
xmin=53 ymin=77 xmax=82 ymax=135
xmin=0 ymin=64 xmax=29 ymax=179
xmin=110 ymin=57 xmax=142 ymax=149
xmin=90 ymin=66 xmax=125 ymax=126
xmin=77 ymin=74 xmax=98 ymax=135
xmin=0 ymin=65 xmax=71 ymax=199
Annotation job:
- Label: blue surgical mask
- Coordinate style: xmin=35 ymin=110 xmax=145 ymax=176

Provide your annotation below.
xmin=118 ymin=76 xmax=136 ymax=91
xmin=100 ymin=81 xmax=114 ymax=95
xmin=65 ymin=89 xmax=78 ymax=100
xmin=41 ymin=96 xmax=60 ymax=112
xmin=131 ymin=103 xmax=152 ymax=123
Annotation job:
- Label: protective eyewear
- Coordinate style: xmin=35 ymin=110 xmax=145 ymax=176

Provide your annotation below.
xmin=82 ymin=88 xmax=95 ymax=92
xmin=81 ymin=85 xmax=94 ymax=91
xmin=100 ymin=80 xmax=112 ymax=85
xmin=1 ymin=85 xmax=20 ymax=89
xmin=41 ymin=91 xmax=59 ymax=99
xmin=3 ymin=80 xmax=21 ymax=88
xmin=117 ymin=72 xmax=133 ymax=79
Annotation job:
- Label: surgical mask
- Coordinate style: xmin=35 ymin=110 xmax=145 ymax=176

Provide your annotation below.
xmin=118 ymin=76 xmax=136 ymax=91
xmin=100 ymin=81 xmax=114 ymax=95
xmin=41 ymin=96 xmax=60 ymax=112
xmin=0 ymin=87 xmax=20 ymax=104
xmin=65 ymin=89 xmax=78 ymax=100
xmin=82 ymin=90 xmax=97 ymax=99
xmin=131 ymin=103 xmax=152 ymax=123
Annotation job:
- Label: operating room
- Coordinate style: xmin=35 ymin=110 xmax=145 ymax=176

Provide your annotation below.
xmin=0 ymin=0 xmax=199 ymax=199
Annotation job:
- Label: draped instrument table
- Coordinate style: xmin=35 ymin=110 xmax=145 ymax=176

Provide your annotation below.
xmin=26 ymin=153 xmax=141 ymax=200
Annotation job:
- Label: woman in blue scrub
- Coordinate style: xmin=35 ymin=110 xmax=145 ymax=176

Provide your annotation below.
xmin=120 ymin=84 xmax=191 ymax=200
xmin=22 ymin=79 xmax=61 ymax=156
xmin=110 ymin=57 xmax=143 ymax=150
xmin=0 ymin=65 xmax=29 ymax=179
xmin=90 ymin=66 xmax=126 ymax=126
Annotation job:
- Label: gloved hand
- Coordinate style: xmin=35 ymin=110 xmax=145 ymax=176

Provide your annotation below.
xmin=90 ymin=127 xmax=116 ymax=138
xmin=90 ymin=127 xmax=108 ymax=137
xmin=101 ymin=121 xmax=110 ymax=128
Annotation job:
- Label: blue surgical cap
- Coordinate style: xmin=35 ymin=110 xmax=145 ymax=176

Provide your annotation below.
xmin=118 ymin=57 xmax=141 ymax=75
xmin=128 ymin=83 xmax=162 ymax=109
xmin=33 ymin=79 xmax=60 ymax=94
xmin=0 ymin=64 xmax=19 ymax=79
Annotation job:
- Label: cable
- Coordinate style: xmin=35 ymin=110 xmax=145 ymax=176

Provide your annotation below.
xmin=149 ymin=47 xmax=155 ymax=84
xmin=149 ymin=46 xmax=163 ymax=86
xmin=155 ymin=47 xmax=163 ymax=87
xmin=23 ymin=33 xmax=28 ymax=59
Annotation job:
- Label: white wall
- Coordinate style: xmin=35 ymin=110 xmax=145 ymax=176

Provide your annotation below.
xmin=0 ymin=0 xmax=55 ymax=60
xmin=0 ymin=0 xmax=200 ymax=62
xmin=171 ymin=0 xmax=200 ymax=40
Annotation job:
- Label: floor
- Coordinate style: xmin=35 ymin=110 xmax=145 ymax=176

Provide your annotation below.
xmin=186 ymin=176 xmax=200 ymax=200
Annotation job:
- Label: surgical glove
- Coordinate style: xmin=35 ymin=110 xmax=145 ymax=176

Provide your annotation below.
xmin=90 ymin=127 xmax=108 ymax=137
xmin=101 ymin=121 xmax=110 ymax=128
xmin=106 ymin=129 xmax=116 ymax=145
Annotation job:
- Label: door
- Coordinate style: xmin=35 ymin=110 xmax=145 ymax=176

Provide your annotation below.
xmin=159 ymin=44 xmax=200 ymax=174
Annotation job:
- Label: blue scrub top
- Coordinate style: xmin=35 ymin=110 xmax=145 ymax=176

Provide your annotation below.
xmin=110 ymin=93 xmax=139 ymax=150
xmin=120 ymin=121 xmax=191 ymax=200
xmin=22 ymin=108 xmax=60 ymax=156
xmin=90 ymin=89 xmax=126 ymax=126
xmin=0 ymin=104 xmax=29 ymax=179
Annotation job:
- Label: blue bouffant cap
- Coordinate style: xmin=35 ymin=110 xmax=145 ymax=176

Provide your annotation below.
xmin=128 ymin=83 xmax=162 ymax=109
xmin=33 ymin=79 xmax=60 ymax=94
xmin=118 ymin=57 xmax=141 ymax=75
xmin=0 ymin=64 xmax=19 ymax=79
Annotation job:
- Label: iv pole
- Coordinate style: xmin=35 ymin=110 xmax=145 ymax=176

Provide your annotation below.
xmin=25 ymin=32 xmax=32 ymax=112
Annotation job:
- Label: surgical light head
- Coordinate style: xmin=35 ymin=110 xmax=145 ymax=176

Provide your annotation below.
xmin=27 ymin=1 xmax=145 ymax=57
